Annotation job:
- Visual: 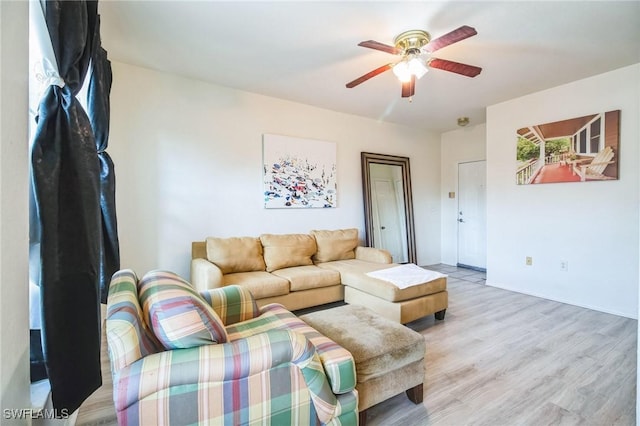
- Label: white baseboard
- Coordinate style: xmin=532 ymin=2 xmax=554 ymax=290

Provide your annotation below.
xmin=485 ymin=280 xmax=638 ymax=320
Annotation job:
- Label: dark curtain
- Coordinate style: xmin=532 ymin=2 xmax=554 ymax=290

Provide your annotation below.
xmin=87 ymin=14 xmax=119 ymax=303
xmin=31 ymin=0 xmax=103 ymax=413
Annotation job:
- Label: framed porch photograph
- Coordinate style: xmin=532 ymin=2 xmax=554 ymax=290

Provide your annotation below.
xmin=516 ymin=110 xmax=620 ymax=185
xmin=263 ymin=134 xmax=337 ymax=208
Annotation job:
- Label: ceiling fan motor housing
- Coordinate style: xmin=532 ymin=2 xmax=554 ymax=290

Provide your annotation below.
xmin=394 ymin=30 xmax=431 ymax=53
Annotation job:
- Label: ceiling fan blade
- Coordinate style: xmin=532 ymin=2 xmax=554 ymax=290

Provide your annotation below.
xmin=358 ymin=40 xmax=403 ymax=55
xmin=346 ymin=63 xmax=394 ymax=88
xmin=429 ymin=58 xmax=482 ymax=77
xmin=424 ymin=25 xmax=477 ymax=53
xmin=401 ymin=75 xmax=416 ymax=98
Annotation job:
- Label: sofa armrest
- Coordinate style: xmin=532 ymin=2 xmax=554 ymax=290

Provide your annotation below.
xmin=355 ymin=246 xmax=393 ymax=264
xmin=190 ymin=258 xmax=224 ymax=291
xmin=106 ymin=269 xmax=162 ymax=372
xmin=114 ymin=329 xmax=337 ymax=424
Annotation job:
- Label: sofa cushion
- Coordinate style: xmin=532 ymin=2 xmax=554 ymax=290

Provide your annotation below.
xmin=206 ymin=236 xmax=266 ymax=274
xmin=260 ymin=233 xmax=316 ymax=272
xmin=311 ymin=228 xmax=359 ymax=263
xmin=138 ymin=270 xmax=228 ymax=350
xmin=223 ymin=271 xmax=290 ymax=299
xmin=272 ymin=265 xmax=341 ymax=291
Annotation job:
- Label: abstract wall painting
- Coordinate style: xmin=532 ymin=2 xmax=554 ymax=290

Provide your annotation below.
xmin=263 ymin=134 xmax=337 ymax=208
xmin=516 ymin=110 xmax=620 ymax=185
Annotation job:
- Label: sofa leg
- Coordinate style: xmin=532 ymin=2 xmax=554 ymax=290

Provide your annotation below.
xmin=359 ymin=409 xmax=367 ymax=426
xmin=434 ymin=309 xmax=446 ymax=320
xmin=406 ymin=383 xmax=423 ymax=404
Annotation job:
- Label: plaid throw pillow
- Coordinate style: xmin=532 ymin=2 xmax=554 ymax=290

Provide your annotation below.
xmin=138 ymin=270 xmax=228 ymax=350
xmin=199 ymin=285 xmax=260 ymax=326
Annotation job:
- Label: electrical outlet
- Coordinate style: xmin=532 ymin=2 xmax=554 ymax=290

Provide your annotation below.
xmin=526 ymin=256 xmax=532 ymax=266
xmin=560 ymin=261 xmax=568 ymax=271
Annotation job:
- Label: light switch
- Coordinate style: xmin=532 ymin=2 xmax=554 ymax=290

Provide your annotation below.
xmin=448 ymin=192 xmax=455 ymax=199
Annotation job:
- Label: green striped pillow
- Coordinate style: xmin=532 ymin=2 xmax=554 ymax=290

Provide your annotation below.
xmin=138 ymin=270 xmax=228 ymax=350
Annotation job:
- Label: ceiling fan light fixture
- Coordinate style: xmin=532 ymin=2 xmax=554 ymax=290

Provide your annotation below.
xmin=392 ymin=60 xmax=412 ymax=82
xmin=393 ymin=55 xmax=428 ymax=82
xmin=408 ymin=56 xmax=428 ymax=79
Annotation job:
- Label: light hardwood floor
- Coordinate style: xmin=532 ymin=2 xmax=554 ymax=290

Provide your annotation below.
xmin=366 ymin=265 xmax=637 ymax=426
xmin=77 ymin=266 xmax=637 ymax=425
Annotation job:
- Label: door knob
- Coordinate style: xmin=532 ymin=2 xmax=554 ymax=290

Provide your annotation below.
xmin=381 ymin=226 xmax=386 ymax=229
xmin=458 ymin=218 xmax=465 ymax=223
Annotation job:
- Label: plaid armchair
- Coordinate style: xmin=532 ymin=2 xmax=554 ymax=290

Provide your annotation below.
xmin=106 ymin=269 xmax=358 ymax=425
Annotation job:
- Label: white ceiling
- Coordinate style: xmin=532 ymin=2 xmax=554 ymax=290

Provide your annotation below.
xmin=98 ymin=1 xmax=640 ymax=133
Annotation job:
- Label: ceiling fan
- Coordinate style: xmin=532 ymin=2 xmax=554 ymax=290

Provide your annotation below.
xmin=346 ymin=25 xmax=482 ymax=99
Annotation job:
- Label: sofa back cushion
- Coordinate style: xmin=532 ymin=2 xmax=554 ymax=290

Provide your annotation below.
xmin=138 ymin=270 xmax=228 ymax=350
xmin=260 ymin=233 xmax=316 ymax=272
xmin=311 ymin=228 xmax=359 ymax=263
xmin=206 ymin=236 xmax=266 ymax=274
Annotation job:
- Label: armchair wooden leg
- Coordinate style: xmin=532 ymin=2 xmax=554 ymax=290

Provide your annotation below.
xmin=406 ymin=383 xmax=424 ymax=404
xmin=359 ymin=409 xmax=367 ymax=426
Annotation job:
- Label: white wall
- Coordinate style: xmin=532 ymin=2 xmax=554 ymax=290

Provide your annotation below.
xmin=0 ymin=0 xmax=30 ymax=422
xmin=440 ymin=124 xmax=487 ymax=265
xmin=109 ymin=62 xmax=442 ymax=279
xmin=486 ymin=64 xmax=640 ymax=318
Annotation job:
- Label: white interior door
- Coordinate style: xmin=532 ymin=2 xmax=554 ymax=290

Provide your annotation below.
xmin=372 ymin=178 xmax=407 ymax=263
xmin=458 ymin=161 xmax=487 ymax=270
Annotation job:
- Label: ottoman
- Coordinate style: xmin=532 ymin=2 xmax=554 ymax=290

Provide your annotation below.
xmin=300 ymin=305 xmax=425 ymax=426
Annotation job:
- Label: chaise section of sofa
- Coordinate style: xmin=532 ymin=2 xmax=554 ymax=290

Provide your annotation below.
xmin=310 ymin=229 xmax=448 ymax=323
xmin=317 ymin=257 xmax=448 ymax=323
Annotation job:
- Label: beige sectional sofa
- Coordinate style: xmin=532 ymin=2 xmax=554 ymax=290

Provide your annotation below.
xmin=191 ymin=228 xmax=448 ymax=322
